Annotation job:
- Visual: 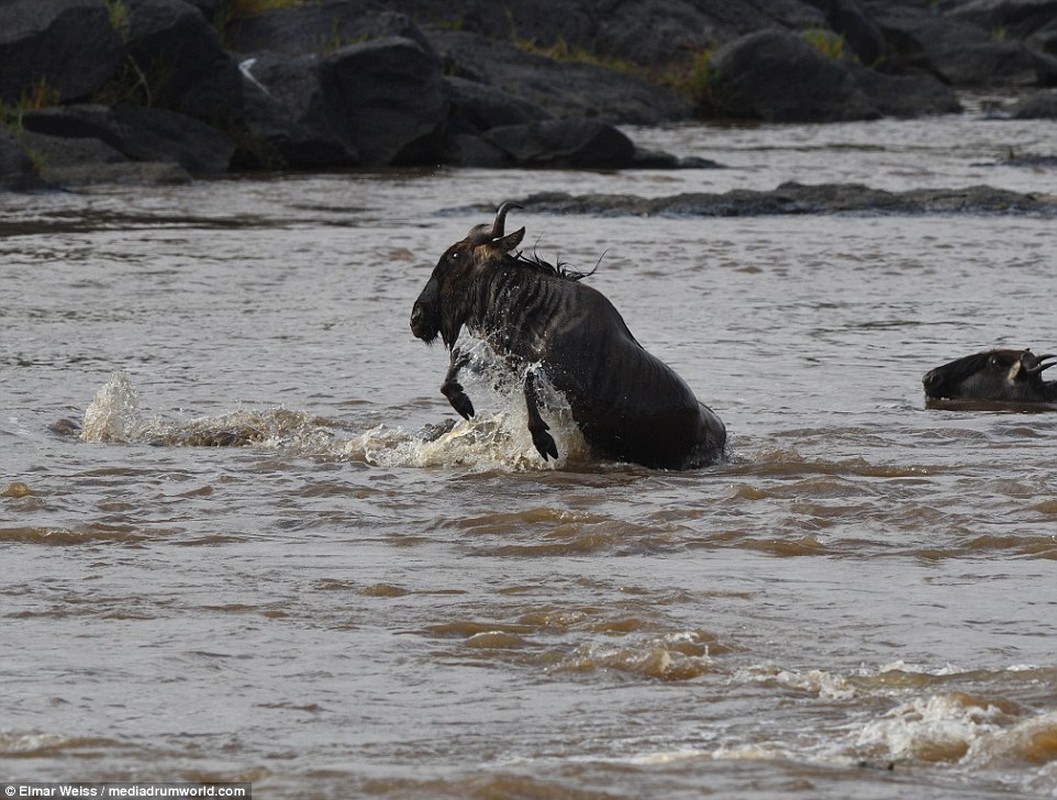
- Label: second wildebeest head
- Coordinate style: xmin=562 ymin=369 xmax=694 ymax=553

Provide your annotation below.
xmin=922 ymin=348 xmax=1057 ymax=403
xmin=410 ymin=202 xmax=525 ymax=349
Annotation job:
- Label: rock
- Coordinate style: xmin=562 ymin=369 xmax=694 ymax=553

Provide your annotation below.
xmin=111 ymin=104 xmax=237 ymax=173
xmin=125 ymin=0 xmax=243 ymax=121
xmin=183 ymin=0 xmax=227 ymax=22
xmin=1011 ymin=88 xmax=1057 ymax=117
xmin=237 ymin=35 xmax=448 ymax=168
xmin=708 ymin=29 xmax=880 ymax=122
xmin=0 ymin=0 xmax=125 ymax=104
xmin=946 ymin=0 xmax=1057 ymax=42
xmin=14 ymin=131 xmax=190 ymax=188
xmin=848 ymin=63 xmax=962 ymax=116
xmin=318 ymin=37 xmax=449 ymax=165
xmin=803 ymin=0 xmax=890 ymax=66
xmin=19 ymin=130 xmax=128 ymax=166
xmin=428 ymin=29 xmax=691 ymax=125
xmin=20 ymin=103 xmax=236 ymax=174
xmin=235 ymin=55 xmax=357 ymax=169
xmin=224 ymin=2 xmax=434 ymax=57
xmin=443 ymin=134 xmax=514 ymax=168
xmin=990 ymin=152 xmax=1057 ymax=168
xmin=483 ymin=119 xmax=636 ymax=169
xmin=403 ymin=0 xmax=824 ymax=68
xmin=443 ymin=76 xmax=551 ymax=137
xmin=514 ymin=183 xmax=1057 ymax=216
xmin=13 ymin=130 xmax=191 ymax=191
xmin=862 ymin=1 xmax=1057 ymax=85
xmin=629 ymin=149 xmax=725 ymax=170
xmin=1027 ymin=19 xmax=1057 ymax=57
xmin=0 ymin=126 xmax=39 ymax=190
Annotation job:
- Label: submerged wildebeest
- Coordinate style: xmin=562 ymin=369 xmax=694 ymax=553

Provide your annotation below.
xmin=923 ymin=348 xmax=1057 ymax=404
xmin=409 ymin=202 xmax=726 ymax=468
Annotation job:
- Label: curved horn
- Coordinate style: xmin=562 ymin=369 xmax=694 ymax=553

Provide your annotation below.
xmin=491 ymin=201 xmax=523 ymax=239
xmin=1027 ymin=354 xmax=1057 ymax=375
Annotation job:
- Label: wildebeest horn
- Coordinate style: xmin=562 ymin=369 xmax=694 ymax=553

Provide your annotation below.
xmin=491 ymin=202 xmax=523 ymax=239
xmin=1027 ymin=354 xmax=1057 ymax=375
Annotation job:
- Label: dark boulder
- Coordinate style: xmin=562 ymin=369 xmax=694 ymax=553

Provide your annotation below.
xmin=401 ymin=0 xmax=824 ymax=68
xmin=1 ymin=126 xmax=39 ymax=190
xmin=589 ymin=0 xmax=826 ymax=66
xmin=224 ymin=2 xmax=433 ymax=58
xmin=514 ymin=183 xmax=1057 ymax=217
xmin=862 ymin=1 xmax=1057 ymax=85
xmin=708 ymin=29 xmax=880 ymax=122
xmin=20 ymin=130 xmax=128 ymax=166
xmin=18 ymin=131 xmax=191 ymax=186
xmin=946 ymin=0 xmax=1057 ymax=43
xmin=125 ymin=0 xmax=243 ymax=121
xmin=0 ymin=0 xmax=125 ymax=104
xmin=239 ymin=35 xmax=448 ymax=168
xmin=1012 ymin=88 xmax=1057 ymax=118
xmin=182 ymin=0 xmax=228 ymax=23
xmin=628 ymin=149 xmax=725 ymax=170
xmin=109 ymin=103 xmax=237 ymax=173
xmin=235 ymin=54 xmax=357 ymax=169
xmin=318 ymin=37 xmax=449 ymax=165
xmin=848 ymin=63 xmax=962 ymax=116
xmin=1028 ymin=19 xmax=1057 ymax=57
xmin=428 ymin=29 xmax=691 ymax=124
xmin=443 ymin=134 xmax=514 ymax=168
xmin=444 ymin=76 xmax=551 ymax=137
xmin=803 ymin=0 xmax=890 ymax=66
xmin=20 ymin=103 xmax=236 ymax=174
xmin=483 ymin=119 xmax=636 ymax=169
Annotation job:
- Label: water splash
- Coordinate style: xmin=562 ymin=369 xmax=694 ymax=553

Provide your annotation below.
xmin=80 ymin=370 xmax=144 ymax=443
xmin=77 ymin=370 xmax=587 ymax=471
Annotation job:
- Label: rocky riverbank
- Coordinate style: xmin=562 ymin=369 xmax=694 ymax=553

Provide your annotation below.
xmin=2 ymin=0 xmax=1057 ymax=191
xmin=510 ymin=183 xmax=1057 ymax=217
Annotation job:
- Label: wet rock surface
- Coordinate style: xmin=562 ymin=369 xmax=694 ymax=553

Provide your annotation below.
xmin=513 ymin=184 xmax=1057 ymax=217
xmin=1 ymin=0 xmax=1056 ymax=188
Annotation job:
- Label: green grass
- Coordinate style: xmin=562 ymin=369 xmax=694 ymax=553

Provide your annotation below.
xmin=227 ymin=0 xmax=310 ymax=17
xmin=512 ymin=35 xmax=642 ymax=76
xmin=0 ymin=76 xmax=62 ymax=128
xmin=104 ymin=0 xmax=130 ymax=39
xmin=801 ymin=28 xmax=845 ymax=60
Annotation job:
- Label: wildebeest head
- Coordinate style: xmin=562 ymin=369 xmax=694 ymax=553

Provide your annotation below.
xmin=410 ymin=202 xmax=526 ymax=348
xmin=922 ymin=348 xmax=1057 ymax=402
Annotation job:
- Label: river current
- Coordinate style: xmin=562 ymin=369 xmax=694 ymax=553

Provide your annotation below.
xmin=2 ymin=107 xmax=1056 ymax=798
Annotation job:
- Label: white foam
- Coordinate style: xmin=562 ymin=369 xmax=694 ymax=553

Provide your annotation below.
xmin=78 ymin=370 xmax=587 ymax=471
xmin=855 ymin=693 xmax=1003 ymax=762
xmin=80 ymin=370 xmax=144 ymax=443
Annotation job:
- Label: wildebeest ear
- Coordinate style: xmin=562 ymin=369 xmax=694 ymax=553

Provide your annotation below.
xmin=495 ymin=226 xmax=525 ymax=252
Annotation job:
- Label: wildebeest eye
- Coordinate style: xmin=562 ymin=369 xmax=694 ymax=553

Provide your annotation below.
xmin=989 ymin=356 xmax=1001 ymax=369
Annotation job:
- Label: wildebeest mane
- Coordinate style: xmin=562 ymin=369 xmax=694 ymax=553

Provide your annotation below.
xmin=509 ymin=248 xmax=596 ymax=282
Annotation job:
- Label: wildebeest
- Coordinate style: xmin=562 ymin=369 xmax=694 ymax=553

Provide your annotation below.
xmin=923 ymin=348 xmax=1057 ymax=404
xmin=409 ymin=202 xmax=727 ymax=469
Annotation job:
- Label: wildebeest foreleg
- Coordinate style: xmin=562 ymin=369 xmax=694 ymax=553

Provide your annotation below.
xmin=441 ymin=348 xmax=475 ymax=419
xmin=524 ymin=371 xmax=558 ymax=461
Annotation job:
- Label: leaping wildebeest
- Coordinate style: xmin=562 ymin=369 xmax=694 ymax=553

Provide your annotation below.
xmin=409 ymin=202 xmax=727 ymax=469
xmin=923 ymin=348 xmax=1057 ymax=404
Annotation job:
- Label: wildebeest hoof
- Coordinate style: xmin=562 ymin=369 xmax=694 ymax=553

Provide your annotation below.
xmin=451 ymin=395 xmax=475 ymax=420
xmin=531 ymin=426 xmax=559 ymax=461
xmin=442 ymin=382 xmax=475 ymax=419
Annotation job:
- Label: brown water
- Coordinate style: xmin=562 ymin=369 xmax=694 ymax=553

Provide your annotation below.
xmin=2 ymin=111 xmax=1056 ymax=799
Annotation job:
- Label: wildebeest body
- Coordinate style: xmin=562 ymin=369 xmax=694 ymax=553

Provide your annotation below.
xmin=410 ymin=203 xmax=726 ymax=469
